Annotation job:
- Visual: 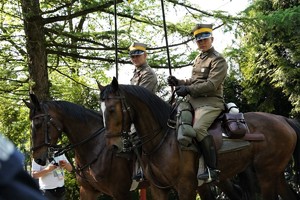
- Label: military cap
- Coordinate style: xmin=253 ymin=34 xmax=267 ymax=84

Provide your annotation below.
xmin=191 ymin=24 xmax=213 ymax=41
xmin=129 ymin=42 xmax=147 ymax=56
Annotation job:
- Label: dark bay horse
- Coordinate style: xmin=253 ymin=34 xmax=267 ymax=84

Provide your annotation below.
xmin=23 ymin=93 xmax=135 ymax=200
xmin=99 ymin=77 xmax=300 ymax=200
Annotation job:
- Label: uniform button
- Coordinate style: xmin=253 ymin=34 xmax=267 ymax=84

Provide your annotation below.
xmin=193 ymin=72 xmax=196 ymax=75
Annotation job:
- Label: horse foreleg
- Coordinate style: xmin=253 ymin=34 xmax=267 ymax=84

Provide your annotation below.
xmin=80 ymin=186 xmax=100 ymax=200
xmin=257 ymin=173 xmax=279 ymax=200
xmin=176 ymin=181 xmax=197 ymax=200
xmin=112 ymin=191 xmax=132 ymax=200
xmin=149 ymin=185 xmax=169 ymax=200
xmin=277 ymin=173 xmax=300 ymax=200
xmin=216 ymin=179 xmax=244 ymax=200
xmin=197 ymin=184 xmax=216 ymax=200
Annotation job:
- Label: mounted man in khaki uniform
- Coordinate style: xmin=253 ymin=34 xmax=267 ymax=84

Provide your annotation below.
xmin=129 ymin=42 xmax=157 ymax=93
xmin=128 ymin=42 xmax=158 ymax=181
xmin=168 ymin=24 xmax=228 ymax=182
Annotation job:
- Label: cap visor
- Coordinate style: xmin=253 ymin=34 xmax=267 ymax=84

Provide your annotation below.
xmin=129 ymin=50 xmax=145 ymax=56
xmin=195 ymin=33 xmax=212 ymax=41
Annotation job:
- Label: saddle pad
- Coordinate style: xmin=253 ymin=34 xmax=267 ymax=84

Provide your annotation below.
xmin=218 ymin=139 xmax=250 ymax=154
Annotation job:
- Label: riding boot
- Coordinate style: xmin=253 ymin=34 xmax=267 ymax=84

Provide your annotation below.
xmin=197 ymin=135 xmax=220 ymax=182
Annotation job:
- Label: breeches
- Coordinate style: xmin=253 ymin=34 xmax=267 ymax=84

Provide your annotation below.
xmin=193 ymin=106 xmax=222 ymax=141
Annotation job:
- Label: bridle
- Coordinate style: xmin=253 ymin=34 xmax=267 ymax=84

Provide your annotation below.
xmin=103 ymin=93 xmax=132 ymax=139
xmin=30 ymin=106 xmax=106 ymax=176
xmin=102 ymin=90 xmax=134 ymax=152
xmin=102 ymin=88 xmax=180 ymax=189
xmin=102 ymin=90 xmax=167 ymax=155
xmin=31 ymin=112 xmax=62 ymax=152
xmin=31 ymin=109 xmax=105 ymax=158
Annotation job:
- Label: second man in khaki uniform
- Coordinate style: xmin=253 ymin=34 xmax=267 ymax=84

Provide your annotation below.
xmin=128 ymin=42 xmax=157 ymax=181
xmin=129 ymin=42 xmax=157 ymax=93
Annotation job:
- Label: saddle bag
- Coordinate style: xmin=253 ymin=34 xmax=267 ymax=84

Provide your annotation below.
xmin=222 ymin=113 xmax=247 ymax=139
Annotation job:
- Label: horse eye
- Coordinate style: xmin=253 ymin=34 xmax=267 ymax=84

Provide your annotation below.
xmin=33 ymin=118 xmax=43 ymax=128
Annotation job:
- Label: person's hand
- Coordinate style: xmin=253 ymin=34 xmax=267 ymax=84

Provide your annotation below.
xmin=167 ymin=76 xmax=178 ymax=86
xmin=175 ymin=86 xmax=189 ymax=97
xmin=46 ymin=164 xmax=57 ymax=171
xmin=59 ymin=160 xmax=68 ymax=169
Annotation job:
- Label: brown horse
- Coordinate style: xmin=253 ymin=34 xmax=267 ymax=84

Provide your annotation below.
xmin=23 ymin=93 xmax=136 ymax=200
xmin=99 ymin=77 xmax=300 ymax=200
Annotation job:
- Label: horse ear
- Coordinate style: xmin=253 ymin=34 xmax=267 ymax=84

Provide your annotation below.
xmin=22 ymin=98 xmax=33 ymax=109
xmin=96 ymin=80 xmax=105 ymax=91
xmin=29 ymin=93 xmax=41 ymax=110
xmin=111 ymin=77 xmax=119 ymax=90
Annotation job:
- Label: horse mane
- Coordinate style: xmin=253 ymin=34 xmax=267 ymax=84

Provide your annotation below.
xmin=119 ymin=84 xmax=172 ymax=128
xmin=42 ymin=100 xmax=103 ymax=122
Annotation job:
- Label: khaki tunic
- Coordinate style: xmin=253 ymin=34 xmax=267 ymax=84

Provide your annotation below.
xmin=130 ymin=63 xmax=157 ymax=135
xmin=130 ymin=63 xmax=158 ymax=94
xmin=178 ymin=47 xmax=228 ymax=141
xmin=178 ymin=47 xmax=227 ymax=109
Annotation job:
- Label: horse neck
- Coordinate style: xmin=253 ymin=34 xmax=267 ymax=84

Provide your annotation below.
xmin=57 ymin=111 xmax=105 ymax=164
xmin=132 ymin=103 xmax=166 ymax=152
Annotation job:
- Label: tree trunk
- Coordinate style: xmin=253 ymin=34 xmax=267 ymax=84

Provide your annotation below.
xmin=21 ymin=0 xmax=50 ymax=101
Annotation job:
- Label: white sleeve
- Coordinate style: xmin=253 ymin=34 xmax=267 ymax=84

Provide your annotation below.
xmin=31 ymin=159 xmax=42 ymax=172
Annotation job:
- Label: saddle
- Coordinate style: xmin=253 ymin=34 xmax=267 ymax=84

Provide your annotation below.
xmin=172 ymin=101 xmax=265 ymax=153
xmin=208 ymin=112 xmax=265 ymax=153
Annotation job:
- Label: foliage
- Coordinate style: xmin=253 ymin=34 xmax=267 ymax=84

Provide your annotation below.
xmin=0 ymin=0 xmax=255 ymax=138
xmin=1 ymin=0 xmax=300 ymax=199
xmin=226 ymin=0 xmax=300 ymax=117
xmin=65 ymin=171 xmax=80 ymax=199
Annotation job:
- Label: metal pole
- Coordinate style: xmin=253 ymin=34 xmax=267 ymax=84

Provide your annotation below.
xmin=160 ymin=0 xmax=172 ymax=76
xmin=114 ymin=0 xmax=118 ymax=80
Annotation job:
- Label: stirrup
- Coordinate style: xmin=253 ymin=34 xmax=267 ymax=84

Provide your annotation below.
xmin=198 ymin=167 xmax=220 ymax=183
xmin=132 ymin=171 xmax=144 ymax=182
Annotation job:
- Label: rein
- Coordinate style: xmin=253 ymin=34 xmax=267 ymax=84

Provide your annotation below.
xmin=54 ymin=127 xmax=105 ymax=157
xmin=140 ymin=127 xmax=168 ymax=156
xmin=53 ymin=126 xmax=105 ymax=176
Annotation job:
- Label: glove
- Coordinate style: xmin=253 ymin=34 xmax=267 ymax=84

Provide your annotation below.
xmin=167 ymin=76 xmax=179 ymax=86
xmin=175 ymin=86 xmax=189 ymax=97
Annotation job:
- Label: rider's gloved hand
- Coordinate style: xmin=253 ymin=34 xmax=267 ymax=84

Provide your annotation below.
xmin=175 ymin=86 xmax=189 ymax=97
xmin=167 ymin=76 xmax=179 ymax=86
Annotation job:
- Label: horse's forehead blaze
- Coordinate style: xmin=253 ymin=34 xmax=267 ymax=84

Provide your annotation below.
xmin=101 ymin=101 xmax=107 ymax=127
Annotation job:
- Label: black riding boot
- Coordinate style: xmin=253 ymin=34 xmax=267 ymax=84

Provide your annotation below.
xmin=197 ymin=135 xmax=220 ymax=182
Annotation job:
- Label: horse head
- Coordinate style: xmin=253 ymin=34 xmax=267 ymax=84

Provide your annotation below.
xmin=98 ymin=77 xmax=173 ymax=156
xmin=23 ymin=93 xmax=63 ymax=166
xmin=98 ymin=77 xmax=132 ymax=153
